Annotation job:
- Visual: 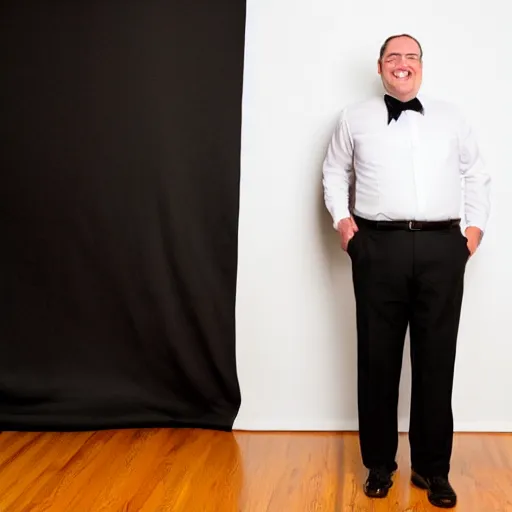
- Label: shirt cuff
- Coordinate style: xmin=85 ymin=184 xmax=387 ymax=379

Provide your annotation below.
xmin=332 ymin=209 xmax=351 ymax=231
xmin=465 ymin=218 xmax=487 ymax=234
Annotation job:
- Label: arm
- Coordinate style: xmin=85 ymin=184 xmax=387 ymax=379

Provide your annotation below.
xmin=458 ymin=116 xmax=491 ymax=253
xmin=322 ymin=109 xmax=354 ymax=232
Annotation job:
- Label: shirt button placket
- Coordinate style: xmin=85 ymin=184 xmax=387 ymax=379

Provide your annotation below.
xmin=409 ymin=113 xmax=423 ymax=221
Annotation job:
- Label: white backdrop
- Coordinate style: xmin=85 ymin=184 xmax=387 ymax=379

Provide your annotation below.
xmin=234 ymin=0 xmax=511 ymax=432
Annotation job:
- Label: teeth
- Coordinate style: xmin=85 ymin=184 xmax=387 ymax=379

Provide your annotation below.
xmin=394 ymin=71 xmax=409 ymax=78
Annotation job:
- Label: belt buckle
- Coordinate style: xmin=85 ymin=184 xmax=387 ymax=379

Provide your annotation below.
xmin=408 ymin=221 xmax=421 ymax=231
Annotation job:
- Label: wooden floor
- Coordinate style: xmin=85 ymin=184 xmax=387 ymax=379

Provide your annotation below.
xmin=0 ymin=429 xmax=510 ymax=511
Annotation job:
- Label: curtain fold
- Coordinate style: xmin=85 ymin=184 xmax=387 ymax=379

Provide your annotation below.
xmin=0 ymin=0 xmax=246 ymax=431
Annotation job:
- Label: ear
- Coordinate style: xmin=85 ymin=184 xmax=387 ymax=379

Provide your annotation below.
xmin=377 ymin=59 xmax=382 ymax=74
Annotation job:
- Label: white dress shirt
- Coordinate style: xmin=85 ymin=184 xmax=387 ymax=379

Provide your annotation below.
xmin=322 ymin=93 xmax=491 ymax=232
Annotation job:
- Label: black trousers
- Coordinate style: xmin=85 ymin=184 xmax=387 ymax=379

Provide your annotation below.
xmin=348 ymin=216 xmax=469 ymax=477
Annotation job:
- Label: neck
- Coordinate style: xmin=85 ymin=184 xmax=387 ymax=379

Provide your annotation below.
xmin=385 ymin=90 xmax=417 ymax=103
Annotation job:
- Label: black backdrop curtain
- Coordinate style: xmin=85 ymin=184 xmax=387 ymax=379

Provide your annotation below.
xmin=0 ymin=1 xmax=246 ymax=431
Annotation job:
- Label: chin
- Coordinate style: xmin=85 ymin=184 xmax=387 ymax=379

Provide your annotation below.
xmin=390 ymin=85 xmax=416 ymax=99
xmin=398 ymin=87 xmax=415 ymax=96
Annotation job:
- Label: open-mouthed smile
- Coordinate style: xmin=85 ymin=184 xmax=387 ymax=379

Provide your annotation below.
xmin=393 ymin=70 xmax=411 ymax=80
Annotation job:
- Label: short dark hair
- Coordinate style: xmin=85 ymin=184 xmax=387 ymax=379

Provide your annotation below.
xmin=379 ymin=34 xmax=423 ymax=61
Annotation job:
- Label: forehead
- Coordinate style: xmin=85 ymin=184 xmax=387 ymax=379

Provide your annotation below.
xmin=384 ymin=37 xmax=421 ymax=56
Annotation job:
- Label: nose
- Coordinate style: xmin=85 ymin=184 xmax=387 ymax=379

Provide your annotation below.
xmin=396 ymin=55 xmax=408 ymax=66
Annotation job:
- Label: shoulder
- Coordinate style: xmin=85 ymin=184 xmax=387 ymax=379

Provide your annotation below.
xmin=419 ymin=94 xmax=468 ymax=122
xmin=419 ymin=94 xmax=476 ymax=140
xmin=341 ymin=96 xmax=384 ymax=120
xmin=334 ymin=96 xmax=386 ymax=135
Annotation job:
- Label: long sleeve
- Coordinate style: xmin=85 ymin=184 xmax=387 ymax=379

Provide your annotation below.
xmin=322 ymin=109 xmax=354 ymax=229
xmin=458 ymin=116 xmax=491 ymax=232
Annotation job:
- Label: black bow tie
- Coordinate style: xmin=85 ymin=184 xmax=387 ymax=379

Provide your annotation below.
xmin=384 ymin=94 xmax=424 ymax=124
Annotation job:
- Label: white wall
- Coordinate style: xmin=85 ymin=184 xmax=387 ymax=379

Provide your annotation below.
xmin=234 ymin=0 xmax=511 ymax=432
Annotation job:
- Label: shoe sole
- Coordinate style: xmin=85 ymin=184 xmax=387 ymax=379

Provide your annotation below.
xmin=363 ymin=487 xmax=391 ymax=499
xmin=411 ymin=473 xmax=457 ymax=509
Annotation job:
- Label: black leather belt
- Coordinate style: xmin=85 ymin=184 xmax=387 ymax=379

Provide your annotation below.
xmin=354 ymin=215 xmax=460 ymax=231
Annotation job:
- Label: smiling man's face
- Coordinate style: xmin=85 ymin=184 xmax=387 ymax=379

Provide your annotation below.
xmin=378 ymin=36 xmax=423 ymax=102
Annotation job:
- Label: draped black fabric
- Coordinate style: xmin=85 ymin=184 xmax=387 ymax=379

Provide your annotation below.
xmin=0 ymin=1 xmax=246 ymax=431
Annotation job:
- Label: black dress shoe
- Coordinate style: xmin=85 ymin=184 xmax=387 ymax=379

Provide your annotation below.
xmin=411 ymin=471 xmax=457 ymax=508
xmin=363 ymin=467 xmax=394 ymax=498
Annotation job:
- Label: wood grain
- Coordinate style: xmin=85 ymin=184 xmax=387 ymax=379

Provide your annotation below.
xmin=0 ymin=430 xmax=510 ymax=511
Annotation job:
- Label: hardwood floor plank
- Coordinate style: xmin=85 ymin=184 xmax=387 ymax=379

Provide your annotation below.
xmin=0 ymin=430 xmax=510 ymax=511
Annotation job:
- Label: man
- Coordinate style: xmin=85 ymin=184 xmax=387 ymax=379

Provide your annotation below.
xmin=322 ymin=34 xmax=490 ymax=508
